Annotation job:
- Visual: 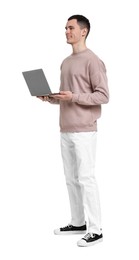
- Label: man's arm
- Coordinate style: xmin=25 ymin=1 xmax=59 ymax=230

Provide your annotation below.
xmin=51 ymin=71 xmax=109 ymax=106
xmin=71 ymin=71 xmax=109 ymax=105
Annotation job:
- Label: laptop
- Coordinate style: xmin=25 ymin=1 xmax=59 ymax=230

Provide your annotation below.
xmin=22 ymin=68 xmax=59 ymax=96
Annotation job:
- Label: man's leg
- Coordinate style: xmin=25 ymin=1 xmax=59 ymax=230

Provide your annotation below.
xmin=72 ymin=132 xmax=102 ymax=235
xmin=61 ymin=133 xmax=85 ymax=226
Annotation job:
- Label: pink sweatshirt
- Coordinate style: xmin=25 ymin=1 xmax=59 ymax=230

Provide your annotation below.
xmin=51 ymin=48 xmax=109 ymax=132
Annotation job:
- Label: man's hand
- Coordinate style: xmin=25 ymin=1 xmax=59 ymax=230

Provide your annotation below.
xmin=36 ymin=96 xmax=51 ymax=101
xmin=50 ymin=91 xmax=72 ymax=101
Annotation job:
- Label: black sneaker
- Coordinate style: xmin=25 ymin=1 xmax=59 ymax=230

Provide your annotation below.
xmin=54 ymin=223 xmax=87 ymax=235
xmin=77 ymin=233 xmax=103 ymax=247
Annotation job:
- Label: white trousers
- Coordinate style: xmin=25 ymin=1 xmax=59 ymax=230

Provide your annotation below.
xmin=61 ymin=132 xmax=102 ymax=235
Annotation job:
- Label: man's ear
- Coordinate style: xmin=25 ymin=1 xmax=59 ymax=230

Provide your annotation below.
xmin=82 ymin=28 xmax=87 ymax=37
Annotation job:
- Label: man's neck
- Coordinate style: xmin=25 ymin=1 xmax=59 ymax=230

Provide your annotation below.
xmin=72 ymin=42 xmax=87 ymax=54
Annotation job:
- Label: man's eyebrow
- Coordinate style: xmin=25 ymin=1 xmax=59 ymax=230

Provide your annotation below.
xmin=65 ymin=25 xmax=75 ymax=30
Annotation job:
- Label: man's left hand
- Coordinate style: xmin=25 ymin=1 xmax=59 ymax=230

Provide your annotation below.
xmin=49 ymin=91 xmax=72 ymax=101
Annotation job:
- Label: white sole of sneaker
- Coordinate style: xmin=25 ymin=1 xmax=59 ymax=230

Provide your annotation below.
xmin=54 ymin=230 xmax=86 ymax=235
xmin=77 ymin=238 xmax=103 ymax=247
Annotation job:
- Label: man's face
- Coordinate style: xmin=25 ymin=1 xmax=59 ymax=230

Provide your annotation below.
xmin=65 ymin=19 xmax=85 ymax=45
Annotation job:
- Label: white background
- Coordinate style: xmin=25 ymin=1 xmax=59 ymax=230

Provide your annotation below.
xmin=0 ymin=0 xmax=139 ymax=259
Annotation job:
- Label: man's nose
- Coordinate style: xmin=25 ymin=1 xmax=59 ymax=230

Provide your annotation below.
xmin=66 ymin=28 xmax=70 ymax=34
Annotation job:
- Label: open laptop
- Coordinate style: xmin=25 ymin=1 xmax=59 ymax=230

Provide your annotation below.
xmin=22 ymin=68 xmax=59 ymax=96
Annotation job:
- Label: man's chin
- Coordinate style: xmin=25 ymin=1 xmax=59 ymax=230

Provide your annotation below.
xmin=66 ymin=40 xmax=72 ymax=44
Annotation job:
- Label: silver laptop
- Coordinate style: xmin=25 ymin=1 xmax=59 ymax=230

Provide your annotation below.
xmin=22 ymin=68 xmax=59 ymax=96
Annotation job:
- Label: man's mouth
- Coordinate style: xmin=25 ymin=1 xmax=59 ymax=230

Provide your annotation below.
xmin=66 ymin=35 xmax=72 ymax=40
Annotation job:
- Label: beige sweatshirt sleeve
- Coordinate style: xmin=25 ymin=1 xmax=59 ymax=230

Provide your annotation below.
xmin=71 ymin=58 xmax=109 ymax=106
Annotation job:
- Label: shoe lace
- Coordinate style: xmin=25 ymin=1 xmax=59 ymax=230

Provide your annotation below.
xmin=63 ymin=224 xmax=73 ymax=229
xmin=84 ymin=233 xmax=94 ymax=240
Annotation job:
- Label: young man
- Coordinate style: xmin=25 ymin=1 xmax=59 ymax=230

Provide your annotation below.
xmin=38 ymin=15 xmax=109 ymax=247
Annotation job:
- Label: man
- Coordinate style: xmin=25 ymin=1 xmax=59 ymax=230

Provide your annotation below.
xmin=38 ymin=14 xmax=109 ymax=247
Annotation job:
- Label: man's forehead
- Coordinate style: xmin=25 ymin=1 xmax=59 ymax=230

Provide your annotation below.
xmin=66 ymin=19 xmax=78 ymax=27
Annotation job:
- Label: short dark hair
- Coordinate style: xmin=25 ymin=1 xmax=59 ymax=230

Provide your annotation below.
xmin=68 ymin=14 xmax=90 ymax=38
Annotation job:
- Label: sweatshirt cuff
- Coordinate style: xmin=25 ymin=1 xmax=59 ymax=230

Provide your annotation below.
xmin=71 ymin=93 xmax=79 ymax=103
